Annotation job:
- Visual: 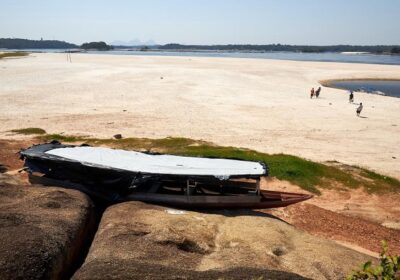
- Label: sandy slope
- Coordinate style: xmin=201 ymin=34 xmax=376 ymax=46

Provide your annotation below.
xmin=1 ymin=53 xmax=399 ymax=178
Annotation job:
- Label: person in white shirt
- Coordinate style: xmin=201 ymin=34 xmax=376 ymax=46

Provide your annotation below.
xmin=356 ymin=103 xmax=363 ymax=116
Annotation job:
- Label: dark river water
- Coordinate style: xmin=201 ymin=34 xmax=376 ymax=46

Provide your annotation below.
xmin=95 ymin=50 xmax=400 ymax=66
xmin=326 ymin=80 xmax=400 ymax=98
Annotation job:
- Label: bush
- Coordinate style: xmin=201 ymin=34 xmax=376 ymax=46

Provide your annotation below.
xmin=11 ymin=127 xmax=46 ymax=135
xmin=80 ymin=41 xmax=113 ymax=50
xmin=391 ymin=47 xmax=400 ymax=54
xmin=347 ymin=241 xmax=399 ymax=280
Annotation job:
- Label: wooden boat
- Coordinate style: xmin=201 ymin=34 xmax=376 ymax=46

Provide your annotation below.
xmin=20 ymin=142 xmax=312 ymax=209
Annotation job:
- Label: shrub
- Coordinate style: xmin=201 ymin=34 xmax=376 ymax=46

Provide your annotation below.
xmin=11 ymin=127 xmax=46 ymax=135
xmin=347 ymin=241 xmax=399 ymax=280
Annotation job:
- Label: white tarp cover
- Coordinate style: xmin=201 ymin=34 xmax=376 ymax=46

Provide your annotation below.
xmin=45 ymin=147 xmax=265 ymax=177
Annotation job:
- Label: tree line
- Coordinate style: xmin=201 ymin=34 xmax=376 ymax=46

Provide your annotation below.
xmin=0 ymin=38 xmax=113 ymax=50
xmin=0 ymin=38 xmax=77 ymax=49
xmin=1 ymin=38 xmax=399 ymax=54
xmin=159 ymin=44 xmax=400 ymax=54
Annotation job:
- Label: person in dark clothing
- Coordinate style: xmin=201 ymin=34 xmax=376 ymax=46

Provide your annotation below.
xmin=349 ymin=91 xmax=354 ymax=103
xmin=310 ymin=87 xmax=315 ymax=99
xmin=315 ymin=87 xmax=321 ymax=98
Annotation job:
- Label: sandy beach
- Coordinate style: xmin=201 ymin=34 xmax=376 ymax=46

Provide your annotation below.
xmin=1 ymin=53 xmax=399 ymax=178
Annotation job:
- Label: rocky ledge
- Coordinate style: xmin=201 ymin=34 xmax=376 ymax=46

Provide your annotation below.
xmin=0 ymin=174 xmax=95 ymax=280
xmin=73 ymin=201 xmax=370 ymax=280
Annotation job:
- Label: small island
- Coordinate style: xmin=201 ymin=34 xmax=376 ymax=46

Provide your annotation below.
xmin=80 ymin=41 xmax=113 ymax=51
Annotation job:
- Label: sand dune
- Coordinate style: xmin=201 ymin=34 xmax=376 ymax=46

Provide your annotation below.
xmin=1 ymin=53 xmax=399 ymax=178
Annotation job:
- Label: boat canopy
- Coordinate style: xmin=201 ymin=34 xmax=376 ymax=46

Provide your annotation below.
xmin=44 ymin=146 xmax=266 ymax=179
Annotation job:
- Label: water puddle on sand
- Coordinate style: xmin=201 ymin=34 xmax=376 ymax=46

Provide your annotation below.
xmin=324 ymin=79 xmax=400 ymax=98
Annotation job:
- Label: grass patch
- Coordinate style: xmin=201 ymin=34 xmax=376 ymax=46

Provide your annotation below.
xmin=36 ymin=134 xmax=400 ymax=194
xmin=41 ymin=133 xmax=84 ymax=142
xmin=0 ymin=52 xmax=29 ymax=59
xmin=359 ymin=168 xmax=400 ymax=193
xmin=11 ymin=127 xmax=46 ymax=135
xmin=178 ymin=146 xmax=362 ymax=194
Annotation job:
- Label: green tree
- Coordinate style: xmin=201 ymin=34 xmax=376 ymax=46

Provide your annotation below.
xmin=80 ymin=41 xmax=113 ymax=50
xmin=391 ymin=47 xmax=400 ymax=54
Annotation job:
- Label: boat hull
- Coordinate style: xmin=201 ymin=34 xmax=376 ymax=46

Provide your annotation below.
xmin=125 ymin=190 xmax=312 ymax=209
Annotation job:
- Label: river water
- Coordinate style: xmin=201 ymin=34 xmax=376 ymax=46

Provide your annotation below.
xmin=5 ymin=48 xmax=400 ymax=66
xmin=92 ymin=50 xmax=400 ymax=66
xmin=326 ymin=80 xmax=400 ymax=98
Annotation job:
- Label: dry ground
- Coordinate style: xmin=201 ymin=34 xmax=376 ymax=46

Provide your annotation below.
xmin=1 ymin=53 xmax=399 ymax=179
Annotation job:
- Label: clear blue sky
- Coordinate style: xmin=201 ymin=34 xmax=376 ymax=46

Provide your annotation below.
xmin=1 ymin=0 xmax=399 ymax=45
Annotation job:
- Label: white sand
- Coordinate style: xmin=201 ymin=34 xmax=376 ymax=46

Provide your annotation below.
xmin=1 ymin=53 xmax=399 ymax=178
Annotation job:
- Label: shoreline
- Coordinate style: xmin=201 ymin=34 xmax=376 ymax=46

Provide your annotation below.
xmin=320 ymin=77 xmax=400 ymax=86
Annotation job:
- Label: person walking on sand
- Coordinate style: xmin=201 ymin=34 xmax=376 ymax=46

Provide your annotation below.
xmin=356 ymin=102 xmax=363 ymax=116
xmin=310 ymin=87 xmax=315 ymax=99
xmin=315 ymin=87 xmax=321 ymax=98
xmin=349 ymin=90 xmax=354 ymax=103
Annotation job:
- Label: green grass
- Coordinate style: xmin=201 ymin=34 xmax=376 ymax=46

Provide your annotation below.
xmin=359 ymin=168 xmax=400 ymax=193
xmin=11 ymin=127 xmax=47 ymax=135
xmin=41 ymin=133 xmax=84 ymax=142
xmin=36 ymin=134 xmax=400 ymax=195
xmin=0 ymin=52 xmax=29 ymax=59
xmin=176 ymin=145 xmax=361 ymax=194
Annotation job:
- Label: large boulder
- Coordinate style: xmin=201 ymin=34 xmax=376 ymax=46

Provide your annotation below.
xmin=0 ymin=183 xmax=94 ymax=280
xmin=74 ymin=202 xmax=370 ymax=280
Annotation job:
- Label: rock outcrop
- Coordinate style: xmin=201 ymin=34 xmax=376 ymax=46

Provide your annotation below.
xmin=0 ymin=183 xmax=94 ymax=280
xmin=74 ymin=201 xmax=370 ymax=280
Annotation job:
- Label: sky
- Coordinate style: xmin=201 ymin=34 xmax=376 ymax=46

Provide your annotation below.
xmin=1 ymin=0 xmax=399 ymax=45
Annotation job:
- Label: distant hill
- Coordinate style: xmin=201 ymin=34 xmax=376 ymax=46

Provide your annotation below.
xmin=0 ymin=38 xmax=77 ymax=49
xmin=80 ymin=41 xmax=113 ymax=51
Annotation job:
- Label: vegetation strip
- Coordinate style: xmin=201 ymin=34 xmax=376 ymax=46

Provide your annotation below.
xmin=0 ymin=52 xmax=29 ymax=59
xmin=10 ymin=127 xmax=46 ymax=135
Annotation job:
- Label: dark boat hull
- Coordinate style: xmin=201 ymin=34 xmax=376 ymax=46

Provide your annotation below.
xmin=125 ymin=190 xmax=312 ymax=209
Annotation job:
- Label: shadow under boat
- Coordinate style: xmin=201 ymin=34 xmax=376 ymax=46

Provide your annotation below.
xmin=22 ymin=142 xmax=312 ymax=210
